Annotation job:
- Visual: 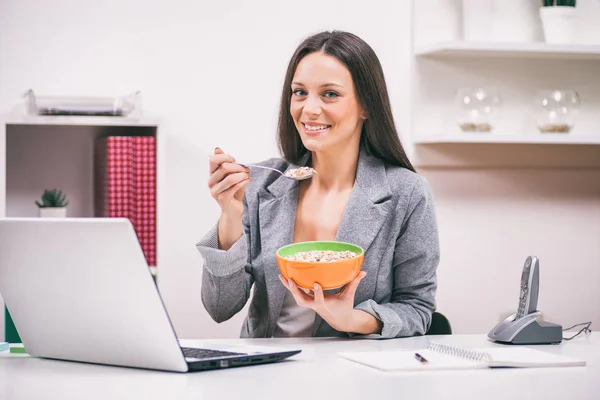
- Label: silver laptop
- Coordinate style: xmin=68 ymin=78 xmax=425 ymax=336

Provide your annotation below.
xmin=0 ymin=218 xmax=300 ymax=372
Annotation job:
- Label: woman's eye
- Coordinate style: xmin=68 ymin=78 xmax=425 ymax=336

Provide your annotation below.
xmin=292 ymin=89 xmax=307 ymax=96
xmin=323 ymin=91 xmax=339 ymax=99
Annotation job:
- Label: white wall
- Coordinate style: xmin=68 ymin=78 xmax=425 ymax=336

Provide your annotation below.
xmin=426 ymin=168 xmax=600 ymax=332
xmin=1 ymin=0 xmax=598 ymax=338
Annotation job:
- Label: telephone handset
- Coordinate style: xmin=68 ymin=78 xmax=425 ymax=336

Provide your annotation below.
xmin=516 ymin=256 xmax=539 ymax=319
xmin=488 ymin=256 xmax=562 ymax=345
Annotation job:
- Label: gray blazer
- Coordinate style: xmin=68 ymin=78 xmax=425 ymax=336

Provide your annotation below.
xmin=196 ymin=150 xmax=440 ymax=339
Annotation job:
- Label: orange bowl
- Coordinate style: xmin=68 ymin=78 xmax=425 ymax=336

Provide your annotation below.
xmin=276 ymin=241 xmax=364 ymax=290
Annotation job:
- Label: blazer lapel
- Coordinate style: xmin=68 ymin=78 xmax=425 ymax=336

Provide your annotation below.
xmin=258 ymin=154 xmax=309 ymax=337
xmin=335 ymin=151 xmax=393 ymax=260
xmin=312 ymin=150 xmax=393 ymax=335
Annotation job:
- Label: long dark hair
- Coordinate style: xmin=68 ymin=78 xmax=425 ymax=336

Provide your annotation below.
xmin=277 ymin=30 xmax=416 ymax=173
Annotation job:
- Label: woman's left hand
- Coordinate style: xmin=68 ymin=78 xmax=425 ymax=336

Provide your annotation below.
xmin=279 ymin=271 xmax=373 ymax=333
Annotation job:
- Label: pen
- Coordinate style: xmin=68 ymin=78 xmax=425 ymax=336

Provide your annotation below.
xmin=414 ymin=352 xmax=428 ymax=364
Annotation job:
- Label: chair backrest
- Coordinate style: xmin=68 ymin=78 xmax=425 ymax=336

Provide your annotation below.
xmin=426 ymin=311 xmax=452 ymax=335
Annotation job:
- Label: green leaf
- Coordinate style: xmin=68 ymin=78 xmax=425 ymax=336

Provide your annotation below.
xmin=38 ymin=188 xmax=68 ymax=207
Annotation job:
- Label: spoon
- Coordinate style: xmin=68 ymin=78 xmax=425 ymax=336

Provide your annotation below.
xmin=235 ymin=163 xmax=316 ymax=181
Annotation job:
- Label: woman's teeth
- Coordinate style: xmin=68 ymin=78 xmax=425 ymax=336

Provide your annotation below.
xmin=304 ymin=124 xmax=329 ymax=131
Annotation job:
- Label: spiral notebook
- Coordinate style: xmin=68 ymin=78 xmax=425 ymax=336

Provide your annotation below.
xmin=339 ymin=343 xmax=585 ymax=372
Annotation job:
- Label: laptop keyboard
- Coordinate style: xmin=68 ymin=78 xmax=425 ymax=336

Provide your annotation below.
xmin=181 ymin=347 xmax=245 ymax=359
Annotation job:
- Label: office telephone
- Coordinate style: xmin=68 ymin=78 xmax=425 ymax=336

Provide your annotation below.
xmin=488 ymin=256 xmax=563 ymax=345
xmin=516 ymin=256 xmax=539 ymax=320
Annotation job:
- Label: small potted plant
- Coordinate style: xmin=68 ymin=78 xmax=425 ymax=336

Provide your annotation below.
xmin=35 ymin=189 xmax=69 ymax=218
xmin=539 ymin=0 xmax=578 ymax=44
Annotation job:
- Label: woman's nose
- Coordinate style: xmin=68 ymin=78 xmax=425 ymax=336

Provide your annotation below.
xmin=303 ymin=95 xmax=322 ymax=116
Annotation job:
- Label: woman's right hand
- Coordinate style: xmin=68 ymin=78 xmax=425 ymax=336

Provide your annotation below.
xmin=209 ymin=147 xmax=251 ymax=215
xmin=208 ymin=148 xmax=251 ymax=249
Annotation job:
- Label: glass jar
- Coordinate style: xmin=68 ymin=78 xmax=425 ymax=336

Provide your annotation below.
xmin=534 ymin=90 xmax=580 ymax=134
xmin=455 ymin=87 xmax=501 ymax=133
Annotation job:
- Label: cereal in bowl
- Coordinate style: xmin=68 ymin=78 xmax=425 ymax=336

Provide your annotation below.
xmin=283 ymin=250 xmax=359 ymax=263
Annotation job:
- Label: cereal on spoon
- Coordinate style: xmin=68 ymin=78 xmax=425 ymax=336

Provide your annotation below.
xmin=284 ymin=167 xmax=317 ymax=179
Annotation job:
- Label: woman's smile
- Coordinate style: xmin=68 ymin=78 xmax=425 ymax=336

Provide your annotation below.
xmin=301 ymin=122 xmax=331 ymax=136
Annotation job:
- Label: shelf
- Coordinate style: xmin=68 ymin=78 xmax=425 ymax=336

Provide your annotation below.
xmin=413 ymin=134 xmax=600 ymax=145
xmin=4 ymin=114 xmax=159 ymax=127
xmin=414 ymin=41 xmax=600 ymax=60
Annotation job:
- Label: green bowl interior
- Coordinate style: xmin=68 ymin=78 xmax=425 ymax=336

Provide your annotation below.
xmin=277 ymin=241 xmax=364 ymax=258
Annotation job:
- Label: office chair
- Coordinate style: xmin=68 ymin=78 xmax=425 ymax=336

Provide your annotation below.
xmin=425 ymin=311 xmax=452 ymax=335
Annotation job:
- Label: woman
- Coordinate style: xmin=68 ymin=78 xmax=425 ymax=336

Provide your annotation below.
xmin=197 ymin=30 xmax=439 ymax=339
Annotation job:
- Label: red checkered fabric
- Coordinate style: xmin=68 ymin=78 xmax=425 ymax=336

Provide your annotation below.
xmin=94 ymin=135 xmax=156 ymax=267
xmin=133 ymin=136 xmax=156 ymax=267
xmin=94 ymin=136 xmax=134 ymax=219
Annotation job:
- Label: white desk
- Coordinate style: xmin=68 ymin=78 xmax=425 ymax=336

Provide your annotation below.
xmin=1 ymin=333 xmax=598 ymax=399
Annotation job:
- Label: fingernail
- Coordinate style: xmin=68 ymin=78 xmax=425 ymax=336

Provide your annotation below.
xmin=313 ymin=283 xmax=319 ymax=291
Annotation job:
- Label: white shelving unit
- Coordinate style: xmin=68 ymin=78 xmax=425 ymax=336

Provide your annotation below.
xmin=415 ymin=41 xmax=600 ymax=60
xmin=0 ymin=111 xmax=164 ymax=342
xmin=409 ymin=1 xmax=600 ymax=159
xmin=414 ymin=133 xmax=600 ymax=145
xmin=6 ymin=114 xmax=160 ymax=127
xmin=410 ymin=39 xmax=600 ymax=164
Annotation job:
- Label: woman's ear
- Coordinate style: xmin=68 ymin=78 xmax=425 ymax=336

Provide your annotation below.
xmin=359 ymin=104 xmax=369 ymax=119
